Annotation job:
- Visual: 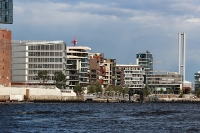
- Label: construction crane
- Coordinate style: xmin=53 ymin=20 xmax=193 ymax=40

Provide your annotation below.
xmin=71 ymin=36 xmax=77 ymax=46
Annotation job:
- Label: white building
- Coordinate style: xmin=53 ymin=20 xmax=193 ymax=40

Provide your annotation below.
xmin=66 ymin=46 xmax=91 ymax=89
xmin=116 ymin=64 xmax=143 ymax=92
xmin=12 ymin=40 xmax=67 ymax=86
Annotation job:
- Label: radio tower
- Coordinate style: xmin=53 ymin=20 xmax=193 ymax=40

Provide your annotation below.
xmin=71 ymin=36 xmax=77 ymax=46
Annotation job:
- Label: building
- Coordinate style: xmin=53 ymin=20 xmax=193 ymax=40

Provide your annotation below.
xmin=116 ymin=64 xmax=143 ymax=93
xmin=88 ymin=52 xmax=105 ymax=85
xmin=0 ymin=29 xmax=11 ymax=86
xmin=12 ymin=40 xmax=67 ymax=86
xmin=66 ymin=46 xmax=91 ymax=89
xmin=194 ymin=72 xmax=200 ymax=92
xmin=148 ymin=72 xmax=182 ymax=94
xmin=136 ymin=50 xmax=153 ymax=75
xmin=0 ymin=0 xmax=13 ymax=24
xmin=102 ymin=58 xmax=116 ymax=88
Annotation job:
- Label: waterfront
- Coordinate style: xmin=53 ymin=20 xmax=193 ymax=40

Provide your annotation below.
xmin=1 ymin=103 xmax=200 ymax=133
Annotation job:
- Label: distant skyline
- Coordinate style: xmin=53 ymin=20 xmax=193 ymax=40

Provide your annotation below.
xmin=2 ymin=0 xmax=200 ymax=82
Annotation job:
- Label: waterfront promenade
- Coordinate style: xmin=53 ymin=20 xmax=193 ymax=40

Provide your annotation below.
xmin=0 ymin=86 xmax=200 ymax=103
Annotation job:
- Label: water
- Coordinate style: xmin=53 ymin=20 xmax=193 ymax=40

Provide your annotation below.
xmin=0 ymin=102 xmax=200 ymax=133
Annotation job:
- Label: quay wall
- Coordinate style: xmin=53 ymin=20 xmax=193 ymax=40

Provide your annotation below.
xmin=0 ymin=86 xmax=77 ymax=102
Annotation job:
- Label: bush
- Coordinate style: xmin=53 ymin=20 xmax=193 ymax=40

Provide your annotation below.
xmin=196 ymin=89 xmax=200 ymax=98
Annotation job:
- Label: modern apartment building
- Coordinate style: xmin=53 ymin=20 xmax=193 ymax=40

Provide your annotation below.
xmin=136 ymin=50 xmax=153 ymax=75
xmin=0 ymin=0 xmax=13 ymax=24
xmin=66 ymin=46 xmax=91 ymax=89
xmin=116 ymin=64 xmax=143 ymax=92
xmin=0 ymin=29 xmax=11 ymax=86
xmin=88 ymin=53 xmax=105 ymax=85
xmin=194 ymin=72 xmax=200 ymax=92
xmin=102 ymin=58 xmax=116 ymax=87
xmin=12 ymin=40 xmax=67 ymax=85
xmin=148 ymin=72 xmax=182 ymax=94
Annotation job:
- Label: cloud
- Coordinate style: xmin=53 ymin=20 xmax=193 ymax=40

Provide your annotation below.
xmin=4 ymin=0 xmax=200 ymax=82
xmin=186 ymin=18 xmax=200 ymax=23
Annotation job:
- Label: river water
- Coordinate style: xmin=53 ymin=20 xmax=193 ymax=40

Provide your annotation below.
xmin=0 ymin=102 xmax=200 ymax=133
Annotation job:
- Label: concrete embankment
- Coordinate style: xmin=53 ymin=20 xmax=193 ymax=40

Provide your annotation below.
xmin=152 ymin=98 xmax=200 ymax=103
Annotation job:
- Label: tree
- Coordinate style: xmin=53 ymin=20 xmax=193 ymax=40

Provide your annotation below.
xmin=143 ymin=85 xmax=150 ymax=97
xmin=95 ymin=82 xmax=102 ymax=93
xmin=37 ymin=70 xmax=49 ymax=85
xmin=169 ymin=88 xmax=174 ymax=94
xmin=123 ymin=86 xmax=129 ymax=94
xmin=196 ymin=88 xmax=200 ymax=98
xmin=54 ymin=71 xmax=66 ymax=89
xmin=87 ymin=84 xmax=96 ymax=94
xmin=160 ymin=88 xmax=164 ymax=94
xmin=73 ymin=84 xmax=83 ymax=95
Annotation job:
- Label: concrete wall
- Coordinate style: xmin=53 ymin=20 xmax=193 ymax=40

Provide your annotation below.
xmin=0 ymin=86 xmax=76 ymax=101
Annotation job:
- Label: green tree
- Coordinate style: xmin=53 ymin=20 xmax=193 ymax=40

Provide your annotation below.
xmin=169 ymin=88 xmax=174 ymax=94
xmin=95 ymin=82 xmax=102 ymax=93
xmin=160 ymin=88 xmax=164 ymax=94
xmin=73 ymin=84 xmax=83 ymax=95
xmin=143 ymin=85 xmax=150 ymax=97
xmin=87 ymin=84 xmax=96 ymax=94
xmin=123 ymin=86 xmax=129 ymax=94
xmin=196 ymin=88 xmax=200 ymax=98
xmin=37 ymin=70 xmax=49 ymax=85
xmin=54 ymin=71 xmax=66 ymax=89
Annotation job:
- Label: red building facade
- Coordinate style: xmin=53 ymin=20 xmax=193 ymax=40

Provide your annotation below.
xmin=0 ymin=29 xmax=11 ymax=86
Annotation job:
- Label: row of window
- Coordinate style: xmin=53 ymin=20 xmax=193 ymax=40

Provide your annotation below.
xmin=28 ymin=44 xmax=64 ymax=51
xmin=124 ymin=77 xmax=141 ymax=80
xmin=28 ymin=64 xmax=63 ymax=69
xmin=28 ymin=52 xmax=63 ymax=57
xmin=28 ymin=76 xmax=56 ymax=81
xmin=28 ymin=70 xmax=64 ymax=75
xmin=29 ymin=58 xmax=63 ymax=63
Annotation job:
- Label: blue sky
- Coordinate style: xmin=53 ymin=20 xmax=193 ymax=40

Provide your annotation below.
xmin=3 ymin=0 xmax=200 ymax=82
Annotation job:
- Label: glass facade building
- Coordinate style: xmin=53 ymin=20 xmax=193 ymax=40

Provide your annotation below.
xmin=136 ymin=50 xmax=153 ymax=74
xmin=194 ymin=72 xmax=200 ymax=92
xmin=0 ymin=0 xmax=13 ymax=24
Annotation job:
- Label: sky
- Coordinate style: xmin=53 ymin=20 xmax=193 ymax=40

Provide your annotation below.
xmin=3 ymin=0 xmax=200 ymax=82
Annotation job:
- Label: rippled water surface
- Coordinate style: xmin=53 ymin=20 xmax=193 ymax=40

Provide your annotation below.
xmin=1 ymin=102 xmax=200 ymax=133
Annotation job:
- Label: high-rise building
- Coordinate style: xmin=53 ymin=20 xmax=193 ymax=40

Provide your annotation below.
xmin=178 ymin=32 xmax=186 ymax=82
xmin=136 ymin=50 xmax=153 ymax=75
xmin=0 ymin=0 xmax=13 ymax=24
xmin=12 ymin=40 xmax=67 ymax=86
xmin=194 ymin=72 xmax=200 ymax=92
xmin=66 ymin=46 xmax=91 ymax=89
xmin=0 ymin=29 xmax=11 ymax=86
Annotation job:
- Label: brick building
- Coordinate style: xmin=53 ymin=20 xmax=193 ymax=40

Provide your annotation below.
xmin=88 ymin=53 xmax=105 ymax=85
xmin=0 ymin=29 xmax=11 ymax=86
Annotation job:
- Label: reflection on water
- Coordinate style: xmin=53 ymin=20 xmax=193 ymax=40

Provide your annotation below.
xmin=0 ymin=103 xmax=200 ymax=133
